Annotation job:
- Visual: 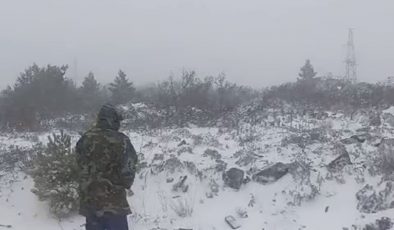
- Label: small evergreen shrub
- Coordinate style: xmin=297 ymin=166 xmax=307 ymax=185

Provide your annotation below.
xmin=30 ymin=131 xmax=79 ymax=217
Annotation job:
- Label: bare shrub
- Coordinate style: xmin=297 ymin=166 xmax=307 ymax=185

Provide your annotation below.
xmin=287 ymin=160 xmax=323 ymax=206
xmin=169 ymin=197 xmax=194 ymax=218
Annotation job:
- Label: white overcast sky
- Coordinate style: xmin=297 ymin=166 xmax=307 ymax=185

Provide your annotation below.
xmin=0 ymin=0 xmax=394 ymax=88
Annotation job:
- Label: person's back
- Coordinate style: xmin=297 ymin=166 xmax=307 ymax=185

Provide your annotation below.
xmin=76 ymin=104 xmax=138 ymax=230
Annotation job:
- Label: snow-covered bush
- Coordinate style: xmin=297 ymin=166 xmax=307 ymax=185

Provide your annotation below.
xmin=377 ymin=139 xmax=394 ymax=175
xmin=287 ymin=160 xmax=323 ymax=206
xmin=30 ymin=131 xmax=79 ymax=217
xmin=0 ymin=144 xmax=41 ymax=173
xmin=356 ymin=181 xmax=394 ymax=213
xmin=359 ymin=217 xmax=393 ymax=230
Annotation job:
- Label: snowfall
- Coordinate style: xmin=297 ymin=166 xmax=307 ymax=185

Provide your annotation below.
xmin=2 ymin=107 xmax=394 ymax=230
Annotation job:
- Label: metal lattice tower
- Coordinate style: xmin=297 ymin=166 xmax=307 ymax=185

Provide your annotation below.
xmin=344 ymin=29 xmax=357 ymax=83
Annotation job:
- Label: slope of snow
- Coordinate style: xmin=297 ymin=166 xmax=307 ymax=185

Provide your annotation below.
xmin=1 ymin=112 xmax=394 ymax=230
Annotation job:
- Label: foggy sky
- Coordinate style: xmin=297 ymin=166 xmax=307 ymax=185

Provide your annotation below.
xmin=1 ymin=0 xmax=394 ymax=89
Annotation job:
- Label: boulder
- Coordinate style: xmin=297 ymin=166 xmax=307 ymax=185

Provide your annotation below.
xmin=223 ymin=168 xmax=245 ymax=190
xmin=225 ymin=216 xmax=241 ymax=229
xmin=252 ymin=162 xmax=289 ymax=184
xmin=327 ymin=151 xmax=352 ymax=172
xmin=178 ymin=140 xmax=187 ymax=147
xmin=341 ymin=133 xmax=371 ymax=145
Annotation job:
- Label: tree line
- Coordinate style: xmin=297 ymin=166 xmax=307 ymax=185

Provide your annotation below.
xmin=1 ymin=61 xmax=394 ymax=130
xmin=263 ymin=60 xmax=394 ymax=113
xmin=0 ymin=64 xmax=255 ymax=130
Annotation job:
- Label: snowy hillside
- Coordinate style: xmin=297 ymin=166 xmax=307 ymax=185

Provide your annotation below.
xmin=2 ymin=108 xmax=394 ymax=230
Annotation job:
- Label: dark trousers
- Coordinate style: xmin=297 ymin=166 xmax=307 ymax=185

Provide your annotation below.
xmin=86 ymin=213 xmax=129 ymax=230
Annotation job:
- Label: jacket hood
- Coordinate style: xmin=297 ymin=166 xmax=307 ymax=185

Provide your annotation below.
xmin=96 ymin=104 xmax=123 ymax=131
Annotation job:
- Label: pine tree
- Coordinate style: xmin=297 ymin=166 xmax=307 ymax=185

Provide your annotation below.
xmin=80 ymin=72 xmax=103 ymax=111
xmin=109 ymin=70 xmax=135 ymax=105
xmin=298 ymin=59 xmax=317 ymax=81
xmin=81 ymin=72 xmax=100 ymax=94
xmin=30 ymin=131 xmax=79 ymax=217
xmin=2 ymin=64 xmax=76 ymax=129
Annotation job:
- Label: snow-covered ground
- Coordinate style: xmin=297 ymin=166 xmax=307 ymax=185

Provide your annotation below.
xmin=2 ymin=109 xmax=394 ymax=230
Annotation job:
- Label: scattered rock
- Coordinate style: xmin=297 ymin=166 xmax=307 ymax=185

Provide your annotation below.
xmin=225 ymin=216 xmax=241 ymax=229
xmin=243 ymin=176 xmax=251 ymax=184
xmin=166 ymin=178 xmax=174 ymax=183
xmin=178 ymin=140 xmax=187 ymax=147
xmin=327 ymin=151 xmax=352 ymax=172
xmin=252 ymin=162 xmax=289 ymax=184
xmin=223 ymin=168 xmax=245 ymax=190
xmin=341 ymin=133 xmax=371 ymax=145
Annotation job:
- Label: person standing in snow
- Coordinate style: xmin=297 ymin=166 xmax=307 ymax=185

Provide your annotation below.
xmin=76 ymin=104 xmax=138 ymax=230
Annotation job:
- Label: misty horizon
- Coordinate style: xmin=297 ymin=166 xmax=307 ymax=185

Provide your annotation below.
xmin=1 ymin=0 xmax=394 ymax=89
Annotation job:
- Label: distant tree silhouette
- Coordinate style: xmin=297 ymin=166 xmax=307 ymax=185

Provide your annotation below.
xmin=298 ymin=59 xmax=317 ymax=81
xmin=1 ymin=64 xmax=77 ymax=130
xmin=109 ymin=70 xmax=135 ymax=105
xmin=79 ymin=72 xmax=104 ymax=112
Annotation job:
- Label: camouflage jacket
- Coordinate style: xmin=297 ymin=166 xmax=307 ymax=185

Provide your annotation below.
xmin=76 ymin=120 xmax=138 ymax=217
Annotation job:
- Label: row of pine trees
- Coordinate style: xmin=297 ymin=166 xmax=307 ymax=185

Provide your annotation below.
xmin=0 ymin=64 xmax=136 ymax=129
